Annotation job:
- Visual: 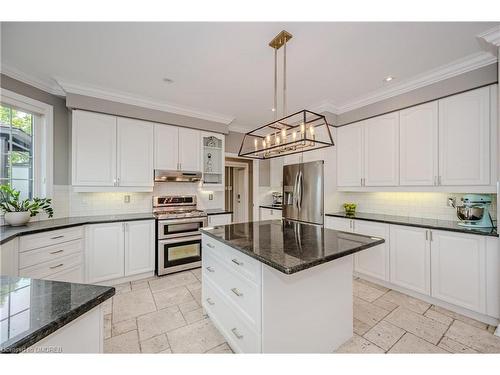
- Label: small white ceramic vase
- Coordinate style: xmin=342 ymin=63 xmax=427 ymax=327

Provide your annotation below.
xmin=4 ymin=211 xmax=31 ymax=226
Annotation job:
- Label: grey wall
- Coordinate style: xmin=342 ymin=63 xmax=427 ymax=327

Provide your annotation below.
xmin=336 ymin=63 xmax=498 ymax=126
xmin=0 ymin=74 xmax=70 ymax=185
xmin=66 ymin=93 xmax=229 ymax=134
xmin=225 ymin=131 xmax=245 ymax=154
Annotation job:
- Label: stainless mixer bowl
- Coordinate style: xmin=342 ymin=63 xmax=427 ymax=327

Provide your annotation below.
xmin=456 ymin=206 xmax=485 ymax=221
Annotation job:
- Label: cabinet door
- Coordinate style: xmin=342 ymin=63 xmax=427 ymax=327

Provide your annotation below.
xmin=438 ymin=87 xmax=490 ymax=185
xmin=72 ymin=110 xmax=117 ymax=186
xmin=154 ymin=124 xmax=178 ymax=170
xmin=178 ymin=128 xmax=201 ymax=171
xmin=431 ymin=230 xmax=486 ymax=313
xmin=260 ymin=208 xmax=280 ymax=221
xmin=117 ymin=118 xmax=154 ymax=187
xmin=125 ymin=220 xmax=155 ymax=276
xmin=324 ymin=217 xmax=351 ymax=232
xmin=353 ymin=220 xmax=390 ymax=281
xmin=336 ymin=123 xmax=363 ymax=187
xmin=486 ymin=237 xmax=499 ymax=318
xmin=389 ymin=225 xmax=430 ymax=295
xmin=364 ymin=113 xmax=399 ymax=186
xmin=399 ymin=102 xmax=438 ymax=186
xmin=208 ymin=214 xmax=232 ymax=226
xmin=47 ymin=265 xmax=84 ymax=283
xmin=86 ymin=223 xmax=125 ymax=283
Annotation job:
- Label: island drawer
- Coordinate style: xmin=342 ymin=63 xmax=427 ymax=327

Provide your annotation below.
xmin=203 ymin=277 xmax=260 ymax=353
xmin=19 ymin=226 xmax=84 ymax=252
xmin=19 ymin=253 xmax=83 ymax=280
xmin=19 ymin=239 xmax=84 ymax=269
xmin=202 ymin=234 xmax=261 ymax=283
xmin=203 ymin=251 xmax=261 ymax=330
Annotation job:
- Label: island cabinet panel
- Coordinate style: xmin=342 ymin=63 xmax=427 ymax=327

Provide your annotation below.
xmin=430 ymin=230 xmax=486 ymax=313
xmin=389 ymin=225 xmax=430 ymax=295
xmin=352 ymin=220 xmax=390 ymax=281
xmin=485 ymin=237 xmax=500 ymax=318
xmin=0 ymin=239 xmax=18 ymax=277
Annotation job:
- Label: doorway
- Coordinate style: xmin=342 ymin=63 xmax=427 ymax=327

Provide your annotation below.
xmin=225 ymin=157 xmax=253 ymax=223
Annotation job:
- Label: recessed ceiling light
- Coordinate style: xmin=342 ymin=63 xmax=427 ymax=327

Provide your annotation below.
xmin=162 ymin=78 xmax=174 ymax=84
xmin=383 ymin=76 xmax=394 ymax=82
xmin=271 ymin=108 xmax=276 ymax=112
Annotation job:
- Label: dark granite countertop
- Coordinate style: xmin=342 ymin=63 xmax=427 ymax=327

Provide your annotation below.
xmin=200 ymin=219 xmax=384 ymax=274
xmin=325 ymin=212 xmax=498 ymax=237
xmin=0 ymin=213 xmax=155 ymax=245
xmin=0 ymin=276 xmax=114 ymax=353
xmin=205 ymin=209 xmax=233 ymax=216
xmin=259 ymin=204 xmax=283 ymax=210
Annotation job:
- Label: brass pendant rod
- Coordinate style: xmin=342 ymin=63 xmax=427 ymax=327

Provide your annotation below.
xmin=283 ymin=38 xmax=287 ymax=119
xmin=274 ymin=48 xmax=278 ymax=121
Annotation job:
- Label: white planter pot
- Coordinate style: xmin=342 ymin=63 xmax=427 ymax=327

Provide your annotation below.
xmin=4 ymin=211 xmax=31 ymax=226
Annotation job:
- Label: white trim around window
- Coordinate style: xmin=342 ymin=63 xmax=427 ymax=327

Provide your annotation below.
xmin=0 ymin=88 xmax=54 ymax=199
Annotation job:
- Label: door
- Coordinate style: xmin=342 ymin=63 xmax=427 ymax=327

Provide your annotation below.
xmin=86 ymin=223 xmax=124 ymax=283
xmin=178 ymin=128 xmax=201 ymax=171
xmin=399 ymin=102 xmax=438 ymax=186
xmin=431 ymin=230 xmax=486 ymax=313
xmin=72 ymin=110 xmax=117 ymax=186
xmin=282 ymin=163 xmax=301 ymax=221
xmin=125 ymin=220 xmax=155 ymax=276
xmin=233 ymin=167 xmax=247 ymax=223
xmin=117 ymin=118 xmax=154 ymax=187
xmin=389 ymin=225 xmax=430 ymax=295
xmin=299 ymin=161 xmax=324 ymax=225
xmin=336 ymin=123 xmax=363 ymax=187
xmin=438 ymin=86 xmax=490 ymax=185
xmin=364 ymin=113 xmax=399 ymax=186
xmin=154 ymin=124 xmax=178 ymax=170
xmin=353 ymin=220 xmax=390 ymax=281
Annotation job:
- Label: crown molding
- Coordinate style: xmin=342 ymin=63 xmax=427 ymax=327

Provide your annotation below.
xmin=308 ymin=100 xmax=339 ymax=115
xmin=0 ymin=64 xmax=65 ymax=96
xmin=227 ymin=122 xmax=254 ymax=134
xmin=477 ymin=25 xmax=500 ymax=54
xmin=56 ymin=79 xmax=235 ymax=125
xmin=333 ymin=51 xmax=497 ymax=114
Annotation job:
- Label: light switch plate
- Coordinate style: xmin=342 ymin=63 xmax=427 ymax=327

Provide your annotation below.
xmin=124 ymin=195 xmax=131 ymax=203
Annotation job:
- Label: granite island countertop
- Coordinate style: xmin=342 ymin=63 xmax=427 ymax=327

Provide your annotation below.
xmin=0 ymin=212 xmax=156 ymax=245
xmin=200 ymin=219 xmax=384 ymax=274
xmin=0 ymin=276 xmax=114 ymax=353
xmin=325 ymin=212 xmax=498 ymax=237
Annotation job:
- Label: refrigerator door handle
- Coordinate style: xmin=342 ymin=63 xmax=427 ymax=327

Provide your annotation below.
xmin=293 ymin=171 xmax=299 ymax=208
xmin=297 ymin=171 xmax=303 ymax=210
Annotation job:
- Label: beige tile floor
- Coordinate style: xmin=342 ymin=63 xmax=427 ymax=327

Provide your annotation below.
xmin=102 ymin=269 xmax=500 ymax=354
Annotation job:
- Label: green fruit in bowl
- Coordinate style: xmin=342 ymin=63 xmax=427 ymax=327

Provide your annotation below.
xmin=343 ymin=203 xmax=357 ymax=215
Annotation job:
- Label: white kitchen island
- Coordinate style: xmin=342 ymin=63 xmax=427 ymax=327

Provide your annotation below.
xmin=200 ymin=219 xmax=384 ymax=353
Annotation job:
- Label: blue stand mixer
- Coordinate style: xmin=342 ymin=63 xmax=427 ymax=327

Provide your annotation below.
xmin=454 ymin=194 xmax=494 ymax=228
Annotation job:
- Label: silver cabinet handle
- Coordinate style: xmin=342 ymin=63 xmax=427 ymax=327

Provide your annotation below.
xmin=231 ymin=259 xmax=243 ymax=266
xmin=50 ymin=235 xmax=64 ymax=240
xmin=425 ymin=230 xmax=428 ymax=241
xmin=429 ymin=231 xmax=433 ymax=241
xmin=49 ymin=263 xmax=64 ymax=269
xmin=205 ymin=266 xmax=215 ymax=273
xmin=231 ymin=328 xmax=244 ymax=339
xmin=49 ymin=249 xmax=64 ymax=255
xmin=231 ymin=288 xmax=243 ymax=297
xmin=206 ymin=298 xmax=215 ymax=306
xmin=206 ymin=243 xmax=215 ymax=249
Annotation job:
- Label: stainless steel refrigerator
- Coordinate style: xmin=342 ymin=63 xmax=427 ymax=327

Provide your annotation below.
xmin=282 ymin=160 xmax=324 ymax=225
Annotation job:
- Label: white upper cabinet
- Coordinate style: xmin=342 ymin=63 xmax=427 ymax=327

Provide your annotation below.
xmin=438 ymin=86 xmax=490 ymax=186
xmin=117 ymin=118 xmax=154 ymax=187
xmin=363 ymin=113 xmax=399 ymax=186
xmin=336 ymin=123 xmax=363 ymax=187
xmin=154 ymin=124 xmax=179 ymax=170
xmin=399 ymin=102 xmax=438 ymax=186
xmin=179 ymin=128 xmax=201 ymax=172
xmin=72 ymin=110 xmax=117 ymax=186
xmin=201 ymin=132 xmax=225 ymax=187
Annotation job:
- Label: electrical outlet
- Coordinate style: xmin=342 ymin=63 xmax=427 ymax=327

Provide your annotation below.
xmin=124 ymin=195 xmax=131 ymax=203
xmin=209 ymin=193 xmax=214 ymax=201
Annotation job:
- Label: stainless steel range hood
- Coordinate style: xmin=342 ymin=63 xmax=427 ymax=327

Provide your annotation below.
xmin=154 ymin=170 xmax=202 ymax=183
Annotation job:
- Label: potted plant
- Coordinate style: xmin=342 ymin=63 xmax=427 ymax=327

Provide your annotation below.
xmin=0 ymin=185 xmax=54 ymax=226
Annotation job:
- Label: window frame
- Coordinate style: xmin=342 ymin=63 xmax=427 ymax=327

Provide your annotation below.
xmin=0 ymin=88 xmax=54 ymax=199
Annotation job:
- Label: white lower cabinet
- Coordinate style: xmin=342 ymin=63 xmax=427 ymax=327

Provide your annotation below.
xmin=389 ymin=225 xmax=431 ymax=295
xmin=260 ymin=207 xmax=281 ymax=221
xmin=431 ymin=230 xmax=486 ymax=313
xmin=353 ymin=220 xmax=390 ymax=281
xmin=86 ymin=220 xmax=154 ymax=283
xmin=486 ymin=237 xmax=500 ymax=318
xmin=207 ymin=214 xmax=232 ymax=226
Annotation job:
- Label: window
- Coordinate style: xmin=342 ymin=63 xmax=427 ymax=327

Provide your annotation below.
xmin=0 ymin=104 xmax=35 ymax=199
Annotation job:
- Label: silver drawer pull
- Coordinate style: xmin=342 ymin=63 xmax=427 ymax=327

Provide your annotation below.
xmin=231 ymin=259 xmax=243 ymax=266
xmin=50 ymin=235 xmax=64 ymax=240
xmin=206 ymin=243 xmax=215 ymax=249
xmin=49 ymin=250 xmax=64 ymax=255
xmin=49 ymin=263 xmax=64 ymax=269
xmin=231 ymin=328 xmax=244 ymax=339
xmin=205 ymin=266 xmax=215 ymax=273
xmin=206 ymin=298 xmax=215 ymax=306
xmin=231 ymin=288 xmax=243 ymax=297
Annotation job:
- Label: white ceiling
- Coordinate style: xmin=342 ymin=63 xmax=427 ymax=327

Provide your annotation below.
xmin=1 ymin=22 xmax=498 ymax=131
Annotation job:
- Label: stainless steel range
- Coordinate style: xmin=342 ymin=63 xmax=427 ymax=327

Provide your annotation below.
xmin=153 ymin=195 xmax=207 ymax=275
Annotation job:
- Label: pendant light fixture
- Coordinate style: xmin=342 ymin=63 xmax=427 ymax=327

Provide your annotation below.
xmin=238 ymin=30 xmax=334 ymax=159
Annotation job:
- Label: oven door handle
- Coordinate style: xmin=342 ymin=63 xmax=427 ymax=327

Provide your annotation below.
xmin=158 ymin=235 xmax=201 ymax=245
xmin=158 ymin=217 xmax=207 ymax=225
